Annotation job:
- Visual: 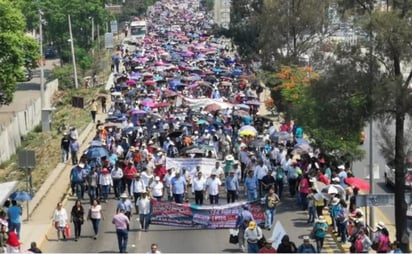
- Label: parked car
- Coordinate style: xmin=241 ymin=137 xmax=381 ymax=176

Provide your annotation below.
xmin=45 ymin=48 xmax=57 ymax=59
xmin=384 ymin=160 xmax=412 ymax=191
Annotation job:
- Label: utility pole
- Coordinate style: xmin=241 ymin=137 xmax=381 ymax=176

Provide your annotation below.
xmin=68 ymin=15 xmax=79 ymax=89
xmin=39 ymin=10 xmax=45 ymax=109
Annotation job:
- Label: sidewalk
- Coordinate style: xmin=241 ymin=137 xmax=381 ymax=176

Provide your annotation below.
xmin=19 ymin=73 xmax=114 ymax=250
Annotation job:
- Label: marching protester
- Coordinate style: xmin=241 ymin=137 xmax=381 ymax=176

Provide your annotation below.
xmin=70 ymin=199 xmax=85 ymax=241
xmin=112 ymin=208 xmax=130 ymax=253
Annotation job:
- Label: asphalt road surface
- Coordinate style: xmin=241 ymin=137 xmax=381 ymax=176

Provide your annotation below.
xmin=353 ymin=120 xmax=412 ymax=238
xmin=42 ymin=189 xmax=343 ymax=253
xmin=0 ymin=59 xmax=59 ymax=126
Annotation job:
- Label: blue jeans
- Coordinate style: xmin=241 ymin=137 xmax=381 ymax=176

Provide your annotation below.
xmin=308 ymin=206 xmax=316 ymax=223
xmin=173 ymin=193 xmax=184 ymax=203
xmin=116 ymin=228 xmax=128 ymax=253
xmin=247 ymin=242 xmax=259 ymax=253
xmin=139 ymin=214 xmax=150 ymax=230
xmin=91 ymin=218 xmax=100 ymax=236
xmin=74 ymin=182 xmax=84 ymax=200
xmin=101 ymin=185 xmax=110 ymax=200
xmin=9 ymin=222 xmax=21 ymax=239
xmin=88 ymin=186 xmax=97 ymax=204
xmin=337 ymin=221 xmax=347 ymax=243
xmin=113 ymin=179 xmax=123 ymax=198
xmin=62 ymin=149 xmax=69 ymax=162
xmin=247 ymin=189 xmax=257 ymax=202
xmin=265 ymin=208 xmax=276 ymax=228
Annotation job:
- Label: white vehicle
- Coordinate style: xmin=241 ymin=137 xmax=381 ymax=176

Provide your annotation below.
xmin=384 ymin=160 xmax=412 ymax=191
xmin=129 ymin=20 xmax=147 ymax=42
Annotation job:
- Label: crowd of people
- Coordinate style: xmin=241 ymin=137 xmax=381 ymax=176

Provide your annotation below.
xmin=0 ymin=0 xmax=404 ymax=253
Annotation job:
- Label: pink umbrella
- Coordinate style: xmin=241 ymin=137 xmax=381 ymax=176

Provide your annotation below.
xmin=155 ymin=60 xmax=165 ymax=66
xmin=144 ymin=80 xmax=156 ymax=86
xmin=126 ymin=79 xmax=136 ymax=86
xmin=142 ymin=101 xmax=156 ymax=107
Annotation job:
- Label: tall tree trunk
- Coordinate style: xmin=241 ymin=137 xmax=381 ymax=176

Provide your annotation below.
xmin=394 ymin=53 xmax=410 ymax=252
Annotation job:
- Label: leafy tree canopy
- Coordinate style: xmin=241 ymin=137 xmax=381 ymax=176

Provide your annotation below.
xmin=0 ymin=0 xmax=39 ymax=104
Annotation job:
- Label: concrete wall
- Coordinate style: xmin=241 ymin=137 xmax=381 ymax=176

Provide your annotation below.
xmin=0 ymin=79 xmax=59 ymax=163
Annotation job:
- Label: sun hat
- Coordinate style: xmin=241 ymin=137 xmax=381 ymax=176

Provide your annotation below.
xmin=248 ymin=221 xmax=256 ymax=230
xmin=303 ymin=235 xmax=310 ymax=241
xmin=376 ymin=221 xmax=386 ymax=230
xmin=225 ymin=154 xmax=234 ymax=161
xmin=331 ymin=197 xmax=340 ymax=205
xmin=101 ymin=168 xmax=110 ymax=174
xmin=120 ymin=193 xmax=128 ymax=198
xmin=78 ymin=163 xmax=85 ymax=168
xmin=155 ymin=176 xmax=160 ymax=181
xmin=316 ymin=216 xmax=326 ymax=223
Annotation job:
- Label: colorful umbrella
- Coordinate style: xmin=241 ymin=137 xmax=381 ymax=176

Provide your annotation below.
xmin=144 ymin=80 xmax=156 ymax=86
xmin=239 ymin=130 xmax=256 ymax=136
xmin=10 ymin=191 xmax=33 ymax=201
xmin=345 ymin=177 xmax=371 ymax=191
xmin=126 ymin=79 xmax=136 ymax=86
xmin=130 ymin=109 xmax=147 ymax=115
xmin=86 ymin=146 xmax=109 ymax=159
xmin=142 ymin=101 xmax=156 ymax=107
xmin=239 ymin=125 xmax=258 ymax=135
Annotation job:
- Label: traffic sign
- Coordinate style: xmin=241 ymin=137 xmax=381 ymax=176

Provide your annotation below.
xmin=104 ymin=32 xmax=114 ymax=49
xmin=18 ymin=150 xmax=35 ymax=169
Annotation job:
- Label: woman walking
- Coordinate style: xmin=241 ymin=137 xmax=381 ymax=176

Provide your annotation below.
xmin=70 ymin=199 xmax=85 ymax=241
xmin=312 ymin=216 xmax=328 ymax=253
xmin=53 ymin=202 xmax=68 ymax=241
xmin=88 ymin=199 xmax=104 ymax=239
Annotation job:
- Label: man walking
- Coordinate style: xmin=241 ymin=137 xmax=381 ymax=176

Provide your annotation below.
xmin=191 ymin=172 xmax=206 ymax=205
xmin=205 ymin=172 xmax=221 ymax=204
xmin=225 ymin=169 xmax=239 ymax=203
xmin=170 ymin=171 xmax=187 ymax=204
xmin=70 ymin=138 xmax=80 ymax=165
xmin=112 ymin=209 xmax=130 ymax=253
xmin=61 ymin=132 xmax=70 ymax=163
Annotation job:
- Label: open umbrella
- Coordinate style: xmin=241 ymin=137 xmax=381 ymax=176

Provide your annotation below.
xmin=86 ymin=146 xmax=109 ymax=159
xmin=167 ymin=131 xmax=183 ymax=138
xmin=130 ymin=109 xmax=147 ymax=115
xmin=322 ymin=184 xmax=345 ymax=198
xmin=144 ymin=80 xmax=156 ymax=86
xmin=345 ymin=177 xmax=371 ymax=191
xmin=89 ymin=140 xmax=103 ymax=147
xmin=9 ymin=191 xmax=32 ymax=201
xmin=126 ymin=79 xmax=136 ymax=86
xmin=197 ymin=119 xmax=208 ymax=125
xmin=239 ymin=125 xmax=258 ymax=135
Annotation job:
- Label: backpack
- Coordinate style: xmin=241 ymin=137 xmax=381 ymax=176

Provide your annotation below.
xmin=355 ymin=238 xmax=363 ymax=253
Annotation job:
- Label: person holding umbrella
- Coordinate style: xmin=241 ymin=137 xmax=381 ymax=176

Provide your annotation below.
xmin=7 ymin=200 xmax=22 ymax=239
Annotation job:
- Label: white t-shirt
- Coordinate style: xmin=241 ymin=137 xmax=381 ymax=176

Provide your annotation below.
xmin=150 ymin=181 xmax=164 ymax=197
xmin=206 ymin=177 xmax=222 ymax=195
xmin=90 ymin=205 xmax=102 ymax=219
xmin=53 ymin=208 xmax=68 ymax=227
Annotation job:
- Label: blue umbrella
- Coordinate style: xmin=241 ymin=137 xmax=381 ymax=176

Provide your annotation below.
xmin=86 ymin=146 xmax=109 ymax=159
xmin=89 ymin=140 xmax=103 ymax=147
xmin=169 ymin=79 xmax=181 ymax=86
xmin=212 ymin=68 xmax=222 ymax=74
xmin=232 ymin=69 xmax=243 ymax=76
xmin=10 ymin=191 xmax=33 ymax=201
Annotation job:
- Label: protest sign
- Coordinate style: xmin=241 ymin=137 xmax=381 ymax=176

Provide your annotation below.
xmin=269 ymin=221 xmax=287 ymax=249
xmin=165 ymin=157 xmax=217 ymax=178
xmin=150 ymin=200 xmax=264 ymax=229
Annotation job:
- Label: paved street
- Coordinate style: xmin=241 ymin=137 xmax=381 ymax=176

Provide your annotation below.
xmin=42 ymin=191 xmax=342 ymax=253
xmin=0 ymin=59 xmax=59 ymax=126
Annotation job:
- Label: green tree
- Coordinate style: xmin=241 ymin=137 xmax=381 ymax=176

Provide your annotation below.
xmin=0 ymin=0 xmax=39 ymax=104
xmin=258 ymin=0 xmax=328 ymax=67
xmin=299 ymin=1 xmax=412 ymax=251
